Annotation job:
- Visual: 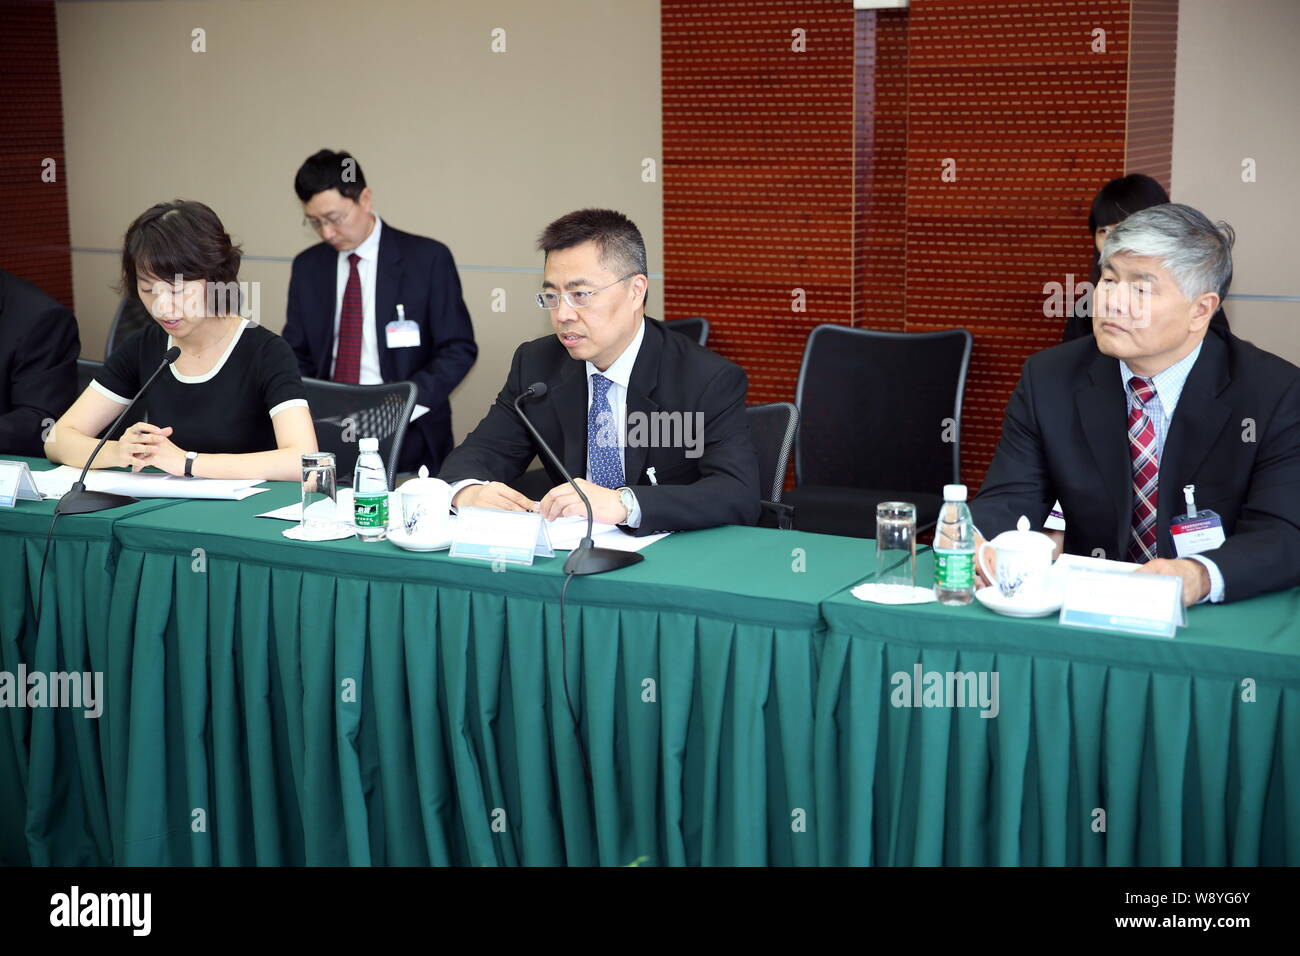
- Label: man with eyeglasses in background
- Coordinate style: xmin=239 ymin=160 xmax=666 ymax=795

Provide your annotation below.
xmin=283 ymin=149 xmax=477 ymax=474
xmin=438 ymin=208 xmax=760 ymax=535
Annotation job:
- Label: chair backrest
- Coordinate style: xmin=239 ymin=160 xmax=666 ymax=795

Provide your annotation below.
xmin=665 ymin=316 xmax=710 ymax=346
xmin=746 ymin=402 xmax=798 ymax=503
xmin=76 ymin=358 xmax=103 ymax=396
xmin=300 ymin=378 xmax=417 ymax=490
xmin=105 ymin=297 xmax=153 ymax=356
xmin=795 ymin=325 xmax=972 ymax=492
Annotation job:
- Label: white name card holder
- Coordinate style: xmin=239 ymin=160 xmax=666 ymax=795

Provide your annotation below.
xmin=1059 ymin=567 xmax=1186 ymax=638
xmin=0 ymin=460 xmax=44 ymax=508
xmin=449 ymin=506 xmax=555 ymax=566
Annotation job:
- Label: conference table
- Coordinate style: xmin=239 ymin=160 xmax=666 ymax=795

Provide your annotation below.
xmin=2 ymin=457 xmax=1297 ymax=866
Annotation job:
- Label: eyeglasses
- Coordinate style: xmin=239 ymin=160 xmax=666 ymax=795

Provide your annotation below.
xmin=535 ymin=273 xmax=638 ymax=310
xmin=303 ymin=210 xmax=350 ymax=231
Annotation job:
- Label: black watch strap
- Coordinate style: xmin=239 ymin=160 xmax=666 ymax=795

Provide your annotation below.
xmin=184 ymin=452 xmax=197 ymax=478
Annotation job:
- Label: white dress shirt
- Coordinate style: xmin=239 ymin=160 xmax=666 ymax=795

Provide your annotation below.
xmin=330 ymin=213 xmax=383 ymax=384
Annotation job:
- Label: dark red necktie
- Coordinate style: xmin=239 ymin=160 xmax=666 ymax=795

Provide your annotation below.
xmin=1126 ymin=376 xmax=1160 ymax=563
xmin=333 ymin=252 xmax=362 ymax=383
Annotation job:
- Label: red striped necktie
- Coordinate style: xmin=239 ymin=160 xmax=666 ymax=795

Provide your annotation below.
xmin=333 ymin=252 xmax=363 ymax=383
xmin=1126 ymin=376 xmax=1159 ymax=563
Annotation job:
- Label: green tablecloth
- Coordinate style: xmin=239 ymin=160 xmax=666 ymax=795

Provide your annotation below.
xmin=8 ymin=469 xmax=1298 ymax=866
xmin=818 ymin=551 xmax=1300 ymax=866
xmin=99 ymin=483 xmax=873 ymax=865
xmin=0 ymin=458 xmax=185 ymax=866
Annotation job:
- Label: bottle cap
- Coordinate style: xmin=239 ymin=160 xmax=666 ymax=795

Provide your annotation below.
xmin=943 ymin=484 xmax=967 ymax=502
xmin=359 ymin=437 xmax=379 ymax=452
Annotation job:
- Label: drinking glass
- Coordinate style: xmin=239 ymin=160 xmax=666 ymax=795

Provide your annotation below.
xmin=300 ymin=452 xmax=338 ymax=532
xmin=875 ymin=501 xmax=917 ymax=597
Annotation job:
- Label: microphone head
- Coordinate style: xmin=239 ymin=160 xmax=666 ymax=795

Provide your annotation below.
xmin=163 ymin=346 xmax=181 ymax=364
xmin=527 ymin=382 xmax=548 ymax=398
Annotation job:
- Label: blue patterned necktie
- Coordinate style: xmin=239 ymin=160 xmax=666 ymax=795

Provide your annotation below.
xmin=587 ymin=373 xmax=625 ymax=489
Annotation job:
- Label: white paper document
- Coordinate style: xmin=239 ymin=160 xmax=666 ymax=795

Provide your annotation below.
xmin=542 ymin=514 xmax=670 ymax=553
xmin=32 ymin=464 xmax=268 ymax=501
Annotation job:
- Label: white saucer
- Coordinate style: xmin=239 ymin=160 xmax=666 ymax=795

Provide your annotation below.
xmin=282 ymin=522 xmax=355 ymax=542
xmin=974 ymin=584 xmax=1062 ymax=618
xmin=388 ymin=528 xmax=452 ymax=552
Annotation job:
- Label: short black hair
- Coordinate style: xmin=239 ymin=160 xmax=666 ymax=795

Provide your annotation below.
xmin=120 ymin=200 xmax=241 ymax=308
xmin=1088 ymin=173 xmax=1170 ymax=235
xmin=538 ymin=208 xmax=648 ymax=281
xmin=294 ymin=149 xmax=367 ymax=203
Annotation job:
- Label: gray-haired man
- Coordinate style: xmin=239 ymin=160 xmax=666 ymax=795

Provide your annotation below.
xmin=970 ymin=203 xmax=1300 ymax=604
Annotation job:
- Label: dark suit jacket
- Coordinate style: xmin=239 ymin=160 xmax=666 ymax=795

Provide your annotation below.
xmin=438 ymin=317 xmax=762 ymax=535
xmin=971 ymin=328 xmax=1300 ymax=602
xmin=283 ymin=221 xmax=477 ymax=473
xmin=0 ymin=270 xmax=80 ymax=456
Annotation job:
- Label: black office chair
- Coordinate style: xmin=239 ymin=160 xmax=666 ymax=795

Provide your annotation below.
xmin=664 ymin=316 xmax=710 ymax=346
xmin=75 ymin=358 xmax=103 ymax=396
xmin=783 ymin=325 xmax=972 ymax=538
xmin=300 ymin=378 xmax=416 ymax=490
xmin=105 ymin=297 xmax=153 ymax=356
xmin=746 ymin=402 xmax=798 ymax=529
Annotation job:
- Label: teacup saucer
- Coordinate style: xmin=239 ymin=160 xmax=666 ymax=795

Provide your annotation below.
xmin=388 ymin=527 xmax=453 ymax=552
xmin=974 ymin=584 xmax=1062 ymax=618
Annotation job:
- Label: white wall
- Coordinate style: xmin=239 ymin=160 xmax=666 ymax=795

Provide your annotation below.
xmin=58 ymin=0 xmax=662 ymax=442
xmin=1172 ymin=0 xmax=1300 ymax=365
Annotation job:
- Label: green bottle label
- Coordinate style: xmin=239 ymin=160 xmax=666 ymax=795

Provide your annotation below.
xmin=936 ymin=552 xmax=974 ymax=590
xmin=354 ymin=492 xmax=389 ymax=528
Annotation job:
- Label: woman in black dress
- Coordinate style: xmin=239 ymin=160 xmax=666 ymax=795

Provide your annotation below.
xmin=45 ymin=200 xmax=317 ymax=480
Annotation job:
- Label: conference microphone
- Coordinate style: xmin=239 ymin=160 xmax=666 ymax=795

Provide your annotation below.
xmin=513 ymin=381 xmax=643 ymax=575
xmin=57 ymin=345 xmax=182 ymax=516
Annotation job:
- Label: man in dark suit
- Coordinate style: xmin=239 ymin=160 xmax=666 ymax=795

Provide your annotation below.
xmin=283 ymin=149 xmax=477 ymax=473
xmin=439 ymin=208 xmax=760 ymax=535
xmin=972 ymin=203 xmax=1300 ymax=604
xmin=0 ymin=269 xmax=80 ymax=456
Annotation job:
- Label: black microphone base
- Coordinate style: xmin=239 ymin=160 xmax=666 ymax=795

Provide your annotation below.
xmin=55 ymin=490 xmax=139 ymax=515
xmin=563 ymin=545 xmax=644 ymax=575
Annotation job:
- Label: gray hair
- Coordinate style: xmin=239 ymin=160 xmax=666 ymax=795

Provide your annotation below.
xmin=1101 ymin=202 xmax=1235 ymax=302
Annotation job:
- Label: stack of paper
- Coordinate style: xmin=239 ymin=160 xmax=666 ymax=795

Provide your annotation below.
xmin=33 ymin=465 xmax=268 ymax=501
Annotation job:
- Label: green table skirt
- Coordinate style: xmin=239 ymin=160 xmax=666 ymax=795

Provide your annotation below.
xmin=1 ymin=534 xmax=117 ymax=866
xmin=817 ymin=588 xmax=1300 ymax=866
xmin=101 ymin=547 xmax=828 ymax=866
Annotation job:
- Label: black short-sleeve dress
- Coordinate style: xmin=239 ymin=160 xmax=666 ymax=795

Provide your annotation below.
xmin=91 ymin=319 xmax=308 ymax=454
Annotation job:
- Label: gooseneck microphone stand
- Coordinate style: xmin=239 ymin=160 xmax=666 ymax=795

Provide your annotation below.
xmin=512 ymin=381 xmax=644 ymax=574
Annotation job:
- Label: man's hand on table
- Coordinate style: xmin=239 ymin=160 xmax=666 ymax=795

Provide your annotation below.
xmin=452 ymin=481 xmax=536 ymax=512
xmin=1136 ymin=558 xmax=1210 ymax=606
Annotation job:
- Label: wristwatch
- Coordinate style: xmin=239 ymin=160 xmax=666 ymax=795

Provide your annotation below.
xmin=184 ymin=451 xmax=198 ymax=478
xmin=616 ymin=486 xmax=636 ymax=524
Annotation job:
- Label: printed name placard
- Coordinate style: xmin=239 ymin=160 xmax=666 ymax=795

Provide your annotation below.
xmin=449 ymin=506 xmax=554 ymax=566
xmin=1059 ymin=567 xmax=1185 ymax=638
xmin=0 ymin=460 xmax=44 ymax=508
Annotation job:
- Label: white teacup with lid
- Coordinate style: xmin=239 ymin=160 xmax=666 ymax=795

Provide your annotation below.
xmin=977 ymin=515 xmax=1055 ymax=600
xmin=397 ymin=466 xmax=452 ymax=542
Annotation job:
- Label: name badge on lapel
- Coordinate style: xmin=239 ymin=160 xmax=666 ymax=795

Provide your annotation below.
xmin=1170 ymin=484 xmax=1226 ymax=557
xmin=385 ymin=304 xmax=421 ymax=349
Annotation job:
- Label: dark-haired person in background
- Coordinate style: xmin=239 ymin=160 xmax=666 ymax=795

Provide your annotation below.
xmin=0 ymin=269 xmax=79 ymax=456
xmin=283 ymin=149 xmax=477 ymax=474
xmin=438 ymin=208 xmax=760 ymax=535
xmin=1062 ymin=173 xmax=1229 ymax=341
xmin=45 ymin=201 xmax=317 ymax=480
xmin=974 ymin=204 xmax=1300 ymax=605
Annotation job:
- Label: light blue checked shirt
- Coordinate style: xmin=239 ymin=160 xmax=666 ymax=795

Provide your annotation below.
xmin=1119 ymin=342 xmax=1225 ymax=603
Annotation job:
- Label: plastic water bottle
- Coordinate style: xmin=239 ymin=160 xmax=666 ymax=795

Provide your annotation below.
xmin=353 ymin=437 xmax=388 ymax=542
xmin=934 ymin=483 xmax=976 ymax=605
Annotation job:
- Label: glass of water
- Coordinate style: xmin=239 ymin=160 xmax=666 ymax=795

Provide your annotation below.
xmin=300 ymin=452 xmax=337 ymax=533
xmin=875 ymin=501 xmax=916 ymax=597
